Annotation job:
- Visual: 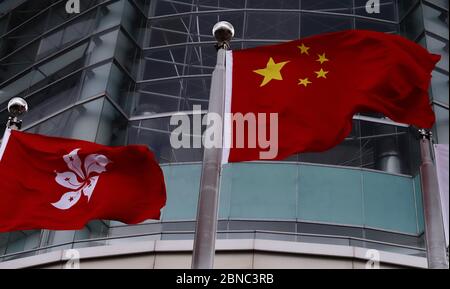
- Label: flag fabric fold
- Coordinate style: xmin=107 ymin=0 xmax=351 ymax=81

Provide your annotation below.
xmin=223 ymin=30 xmax=440 ymax=163
xmin=0 ymin=129 xmax=166 ymax=232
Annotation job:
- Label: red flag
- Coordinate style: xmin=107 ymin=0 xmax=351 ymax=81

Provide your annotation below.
xmin=0 ymin=129 xmax=166 ymax=232
xmin=223 ymin=30 xmax=440 ymax=163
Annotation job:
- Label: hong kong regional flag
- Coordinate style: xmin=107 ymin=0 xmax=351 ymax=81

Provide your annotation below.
xmin=223 ymin=30 xmax=440 ymax=163
xmin=0 ymin=129 xmax=166 ymax=232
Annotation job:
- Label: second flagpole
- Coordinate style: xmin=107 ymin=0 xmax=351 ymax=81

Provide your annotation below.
xmin=418 ymin=129 xmax=449 ymax=269
xmin=191 ymin=22 xmax=234 ymax=269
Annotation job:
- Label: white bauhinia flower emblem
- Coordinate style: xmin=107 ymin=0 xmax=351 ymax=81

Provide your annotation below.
xmin=52 ymin=149 xmax=110 ymax=210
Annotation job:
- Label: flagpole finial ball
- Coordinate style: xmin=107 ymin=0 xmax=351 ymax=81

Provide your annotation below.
xmin=8 ymin=97 xmax=28 ymax=117
xmin=212 ymin=21 xmax=234 ymax=50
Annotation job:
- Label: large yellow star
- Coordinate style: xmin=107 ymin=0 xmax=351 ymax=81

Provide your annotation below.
xmin=315 ymin=68 xmax=329 ymax=79
xmin=298 ymin=78 xmax=312 ymax=87
xmin=316 ymin=53 xmax=329 ymax=64
xmin=254 ymin=57 xmax=290 ymax=87
xmin=298 ymin=43 xmax=310 ymax=55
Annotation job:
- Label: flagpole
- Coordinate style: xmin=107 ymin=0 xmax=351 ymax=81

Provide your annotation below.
xmin=4 ymin=98 xmax=52 ymax=247
xmin=191 ymin=22 xmax=234 ymax=269
xmin=418 ymin=129 xmax=449 ymax=269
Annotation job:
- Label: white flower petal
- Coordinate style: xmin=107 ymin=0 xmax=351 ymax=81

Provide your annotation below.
xmin=63 ymin=149 xmax=85 ymax=180
xmin=82 ymin=176 xmax=99 ymax=201
xmin=84 ymin=154 xmax=110 ymax=176
xmin=51 ymin=190 xmax=82 ymax=210
xmin=55 ymin=171 xmax=83 ymax=190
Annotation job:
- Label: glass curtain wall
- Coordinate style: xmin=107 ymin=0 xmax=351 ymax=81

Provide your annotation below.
xmin=1 ymin=0 xmax=445 ymax=261
xmin=0 ymin=0 xmax=141 ymax=259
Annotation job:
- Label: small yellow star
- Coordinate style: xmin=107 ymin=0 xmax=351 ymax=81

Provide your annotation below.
xmin=254 ymin=57 xmax=290 ymax=87
xmin=315 ymin=68 xmax=329 ymax=79
xmin=298 ymin=78 xmax=312 ymax=87
xmin=316 ymin=53 xmax=329 ymax=64
xmin=297 ymin=43 xmax=310 ymax=55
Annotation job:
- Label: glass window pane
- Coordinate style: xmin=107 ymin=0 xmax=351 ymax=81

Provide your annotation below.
xmin=434 ymin=105 xmax=449 ymax=144
xmin=246 ymin=12 xmax=300 ymax=40
xmin=354 ymin=0 xmax=397 ymax=21
xmin=73 ymin=220 xmax=109 ymax=248
xmin=134 ymin=0 xmax=151 ymax=14
xmin=398 ymin=0 xmax=420 ymax=20
xmin=300 ymin=13 xmax=353 ymax=38
xmin=96 ymin=98 xmax=128 ymax=146
xmin=107 ymin=63 xmax=134 ymax=114
xmin=425 ymin=35 xmax=449 ymax=73
xmin=363 ymin=171 xmax=419 ymax=234
xmin=160 ymin=164 xmax=202 ymax=221
xmin=0 ymin=41 xmax=39 ymax=84
xmin=148 ymin=16 xmax=191 ymax=47
xmin=247 ymin=0 xmax=299 ymax=9
xmin=422 ymin=3 xmax=449 ymax=38
xmin=356 ymin=19 xmax=398 ymax=33
xmin=301 ymin=0 xmax=353 ymax=13
xmin=21 ymin=71 xmax=83 ymax=126
xmin=128 ymin=116 xmax=204 ymax=163
xmin=95 ymin=0 xmax=124 ymax=32
xmin=297 ymin=165 xmax=364 ymax=226
xmin=86 ymin=29 xmax=119 ymax=65
xmin=1 ymin=16 xmax=46 ymax=58
xmin=431 ymin=70 xmax=449 ymax=105
xmin=115 ymin=30 xmax=140 ymax=75
xmin=37 ymin=10 xmax=96 ymax=60
xmin=194 ymin=12 xmax=244 ymax=39
xmin=227 ymin=163 xmax=297 ymax=219
xmin=79 ymin=63 xmax=111 ymax=101
xmin=360 ymin=121 xmax=415 ymax=175
xmin=122 ymin=0 xmax=146 ymax=42
xmin=400 ymin=4 xmax=424 ymax=41
xmin=2 ymin=230 xmax=40 ymax=256
xmin=151 ymin=0 xmax=194 ymax=16
xmin=26 ymin=98 xmax=105 ymax=142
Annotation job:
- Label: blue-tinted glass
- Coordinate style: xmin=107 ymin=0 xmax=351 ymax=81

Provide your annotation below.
xmin=298 ymin=165 xmax=364 ymax=225
xmin=228 ymin=163 xmax=297 ymax=219
xmin=363 ymin=171 xmax=419 ymax=234
xmin=161 ymin=164 xmax=201 ymax=220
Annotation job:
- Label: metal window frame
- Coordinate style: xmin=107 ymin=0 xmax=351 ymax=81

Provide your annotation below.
xmin=0 ymin=0 xmax=116 ymax=63
xmin=0 ymin=20 xmax=121 ymax=88
xmin=0 ymin=227 xmax=426 ymax=261
xmin=148 ymin=7 xmax=400 ymax=24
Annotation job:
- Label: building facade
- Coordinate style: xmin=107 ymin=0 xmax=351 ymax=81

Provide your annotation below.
xmin=0 ymin=0 xmax=448 ymax=268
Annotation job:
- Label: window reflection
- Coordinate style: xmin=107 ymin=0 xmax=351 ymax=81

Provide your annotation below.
xmin=0 ymin=230 xmax=40 ymax=258
xmin=25 ymin=98 xmax=105 ymax=142
xmin=106 ymin=62 xmax=135 ymax=114
xmin=128 ymin=116 xmax=205 ymax=163
xmin=96 ymin=98 xmax=128 ymax=146
xmin=37 ymin=11 xmax=96 ymax=60
xmin=0 ymin=0 xmax=442 ymax=262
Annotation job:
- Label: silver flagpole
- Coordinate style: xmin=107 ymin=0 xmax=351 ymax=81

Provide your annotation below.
xmin=4 ymin=98 xmax=52 ymax=247
xmin=191 ymin=22 xmax=234 ymax=269
xmin=418 ymin=129 xmax=449 ymax=269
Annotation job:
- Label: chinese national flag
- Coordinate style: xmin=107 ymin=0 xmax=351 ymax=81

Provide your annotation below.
xmin=224 ymin=30 xmax=440 ymax=163
xmin=0 ymin=129 xmax=166 ymax=232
